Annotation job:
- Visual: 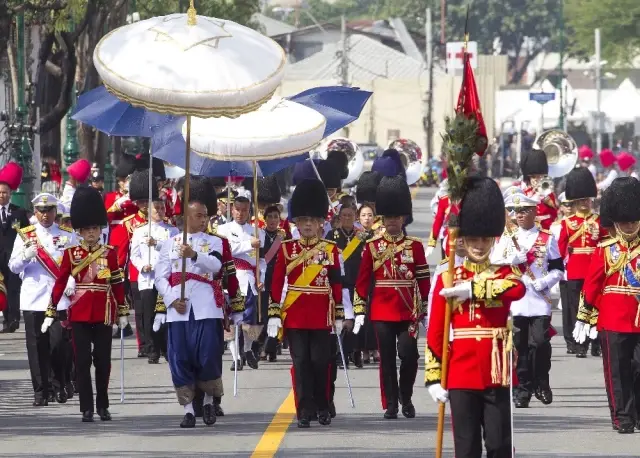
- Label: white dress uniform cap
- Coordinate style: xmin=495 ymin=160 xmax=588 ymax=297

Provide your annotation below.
xmin=503 ymin=186 xmax=539 ymax=208
xmin=31 ymin=193 xmax=59 ymax=208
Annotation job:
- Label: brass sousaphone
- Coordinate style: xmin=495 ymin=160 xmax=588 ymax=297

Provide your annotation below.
xmin=533 ymin=129 xmax=579 ymax=178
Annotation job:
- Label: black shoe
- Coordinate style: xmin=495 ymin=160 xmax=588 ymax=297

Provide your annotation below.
xmin=277 ymin=344 xmax=283 ymax=355
xmin=137 ymin=350 xmax=148 ymax=358
xmin=245 ymin=351 xmax=259 ymax=369
xmin=251 ymin=341 xmax=261 ymax=359
xmin=230 ymin=359 xmax=243 ymax=371
xmin=47 ymin=391 xmax=56 ymax=403
xmin=566 ymin=346 xmax=576 ymax=355
xmin=384 ymin=406 xmax=398 ymax=419
xmin=613 ymin=423 xmax=620 ymax=431
xmin=310 ymin=411 xmax=318 ymax=422
xmin=576 ymin=351 xmax=587 ymax=359
xmin=353 ymin=351 xmax=363 ymax=368
xmin=65 ymin=383 xmax=74 ymax=400
xmin=56 ymin=391 xmax=68 ymax=404
xmin=618 ymin=423 xmax=635 ymax=434
xmin=213 ymin=398 xmax=224 ymax=417
xmin=268 ymin=353 xmax=277 ymax=362
xmin=401 ymin=403 xmax=416 ymax=419
xmin=591 ymin=345 xmax=602 ymax=357
xmin=82 ymin=411 xmax=94 ymax=422
xmin=535 ymin=387 xmax=553 ymax=405
xmin=180 ymin=413 xmax=196 ymax=428
xmin=202 ymin=403 xmax=217 ymax=426
xmin=3 ymin=321 xmax=19 ymax=333
xmin=72 ymin=381 xmax=78 ymax=394
xmin=329 ymin=401 xmax=336 ymax=418
xmin=514 ymin=398 xmax=530 ymax=408
xmin=148 ymin=354 xmax=160 ymax=364
xmin=318 ymin=410 xmax=331 ymax=425
xmin=32 ymin=398 xmax=48 ymax=407
xmin=123 ymin=323 xmax=134 ymax=337
xmin=97 ymin=408 xmax=112 ymax=421
xmin=297 ymin=417 xmax=310 ymax=428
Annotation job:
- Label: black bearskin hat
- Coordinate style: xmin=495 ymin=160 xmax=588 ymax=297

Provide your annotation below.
xmin=292 ymin=159 xmax=317 ymax=185
xmin=257 ymin=176 xmax=281 ymax=205
xmin=356 ymin=171 xmax=382 ymax=204
xmin=520 ymin=149 xmax=548 ymax=177
xmin=290 ymin=179 xmax=328 ymax=219
xmin=70 ymin=186 xmax=107 ymax=229
xmin=565 ymin=167 xmax=597 ymax=201
xmin=459 ymin=177 xmax=505 ymax=238
xmin=599 ymin=183 xmax=616 ymax=229
xmin=375 ymin=175 xmax=412 ymax=217
xmin=209 ymin=177 xmax=227 ymax=188
xmin=115 ymin=156 xmax=136 ymax=179
xmin=316 ymin=159 xmax=342 ymax=189
xmin=327 ymin=150 xmax=350 ymax=180
xmin=129 ymin=169 xmax=159 ymax=202
xmin=135 ymin=155 xmax=166 ymax=181
xmin=371 ymin=149 xmax=406 ymax=178
xmin=608 ymin=177 xmax=640 ymax=223
xmin=189 ymin=176 xmax=216 ymax=215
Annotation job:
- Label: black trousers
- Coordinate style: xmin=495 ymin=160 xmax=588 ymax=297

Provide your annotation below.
xmin=449 ymin=388 xmax=512 ymax=458
xmin=130 ymin=281 xmax=143 ymax=351
xmin=23 ymin=311 xmax=67 ymax=401
xmin=600 ymin=330 xmax=640 ymax=428
xmin=258 ymin=291 xmax=278 ymax=355
xmin=560 ymin=279 xmax=589 ymax=352
xmin=139 ymin=287 xmax=165 ymax=357
xmin=1 ymin=266 xmax=21 ymax=324
xmin=288 ymin=329 xmax=331 ymax=415
xmin=71 ymin=322 xmax=113 ymax=413
xmin=513 ymin=315 xmax=552 ymax=400
xmin=373 ymin=320 xmax=419 ymax=409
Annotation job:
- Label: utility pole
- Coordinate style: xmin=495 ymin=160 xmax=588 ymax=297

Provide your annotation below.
xmin=425 ymin=7 xmax=433 ymax=161
xmin=340 ymin=15 xmax=350 ymax=137
xmin=440 ymin=0 xmax=445 ymax=46
xmin=595 ymin=28 xmax=602 ymax=154
xmin=368 ymin=82 xmax=376 ymax=144
xmin=11 ymin=11 xmax=33 ymax=207
xmin=62 ymin=15 xmax=79 ymax=182
xmin=558 ymin=0 xmax=565 ymax=130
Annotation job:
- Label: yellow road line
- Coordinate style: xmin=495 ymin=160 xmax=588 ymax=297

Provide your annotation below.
xmin=251 ymin=389 xmax=296 ymax=458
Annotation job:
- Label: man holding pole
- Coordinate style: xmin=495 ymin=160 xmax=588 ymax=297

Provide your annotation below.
xmin=426 ymin=176 xmax=526 ymax=458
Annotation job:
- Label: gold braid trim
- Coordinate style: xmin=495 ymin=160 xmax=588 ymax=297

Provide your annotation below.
xmin=427 ymin=237 xmax=437 ymax=247
xmin=353 ymin=290 xmax=367 ymax=315
xmin=45 ymin=300 xmax=57 ymax=318
xmin=589 ymin=308 xmax=599 ymax=327
xmin=424 ymin=346 xmax=442 ymax=384
xmin=230 ymin=290 xmax=245 ymax=313
xmin=110 ymin=268 xmax=124 ymax=284
xmin=155 ymin=294 xmax=167 ymax=313
xmin=576 ymin=292 xmax=594 ymax=324
xmin=335 ymin=303 xmax=345 ymax=320
xmin=268 ymin=302 xmax=281 ymax=319
xmin=472 ymin=279 xmax=518 ymax=301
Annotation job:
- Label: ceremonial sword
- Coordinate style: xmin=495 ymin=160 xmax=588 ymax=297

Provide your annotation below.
xmin=233 ymin=323 xmax=240 ymax=397
xmin=120 ymin=327 xmax=125 ymax=403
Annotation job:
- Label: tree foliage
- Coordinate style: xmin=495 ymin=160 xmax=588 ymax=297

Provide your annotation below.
xmin=565 ymin=0 xmax=640 ymax=66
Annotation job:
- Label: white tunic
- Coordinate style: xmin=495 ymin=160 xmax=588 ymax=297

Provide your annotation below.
xmin=130 ymin=221 xmax=179 ymax=291
xmin=491 ymin=226 xmax=563 ymax=317
xmin=8 ymin=223 xmax=77 ymax=312
xmin=216 ymin=220 xmax=266 ymax=295
xmin=154 ymin=232 xmax=223 ymax=322
xmin=597 ymin=169 xmax=619 ymax=190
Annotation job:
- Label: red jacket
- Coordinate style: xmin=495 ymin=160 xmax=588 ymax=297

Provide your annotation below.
xmin=428 ymin=195 xmax=451 ymax=254
xmin=108 ymin=211 xmax=147 ymax=282
xmin=583 ymin=239 xmax=640 ymax=333
xmin=523 ymin=187 xmax=558 ymax=231
xmin=426 ymin=261 xmax=525 ymax=390
xmin=269 ymin=238 xmax=343 ymax=330
xmin=354 ymin=233 xmax=430 ymax=322
xmin=104 ymin=190 xmax=138 ymax=230
xmin=47 ymin=243 xmax=127 ymax=324
xmin=557 ymin=212 xmax=606 ymax=280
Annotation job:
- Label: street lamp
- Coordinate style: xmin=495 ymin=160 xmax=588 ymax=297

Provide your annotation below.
xmin=558 ymin=0 xmax=565 ymax=130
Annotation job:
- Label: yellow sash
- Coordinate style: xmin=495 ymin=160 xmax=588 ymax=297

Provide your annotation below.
xmin=341 ymin=237 xmax=362 ymax=261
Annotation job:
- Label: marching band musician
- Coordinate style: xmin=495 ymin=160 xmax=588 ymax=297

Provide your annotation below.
xmin=354 ymin=176 xmax=430 ymax=420
xmin=492 ymin=187 xmax=564 ymax=408
xmin=104 ymin=156 xmax=137 ymax=232
xmin=557 ymin=167 xmax=606 ymax=358
xmin=154 ymin=179 xmax=232 ymax=428
xmin=42 ymin=186 xmax=129 ymax=422
xmin=579 ymin=177 xmax=640 ymax=434
xmin=597 ymin=148 xmax=618 ymax=191
xmin=519 ymin=149 xmax=558 ymax=230
xmin=9 ymin=193 xmax=77 ymax=406
xmin=426 ymin=177 xmax=526 ymax=458
xmin=129 ymin=177 xmax=179 ymax=364
xmin=266 ymin=178 xmax=344 ymax=428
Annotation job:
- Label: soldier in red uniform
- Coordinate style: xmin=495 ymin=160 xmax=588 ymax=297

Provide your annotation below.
xmin=427 ymin=181 xmax=451 ymax=258
xmin=519 ymin=149 xmax=558 ymax=231
xmin=557 ymin=167 xmax=605 ymax=357
xmin=354 ymin=176 xmax=430 ymax=420
xmin=425 ymin=177 xmax=526 ymax=458
xmin=580 ymin=177 xmax=640 ymax=434
xmin=42 ymin=186 xmax=129 ymax=422
xmin=267 ymin=178 xmax=344 ymax=428
xmin=104 ymin=156 xmax=138 ymax=231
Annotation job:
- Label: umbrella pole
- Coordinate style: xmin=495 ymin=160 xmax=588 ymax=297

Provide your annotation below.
xmin=180 ymin=116 xmax=192 ymax=301
xmin=308 ymin=155 xmax=333 ymax=213
xmin=148 ymin=150 xmax=153 ymax=266
xmin=253 ymin=161 xmax=261 ymax=322
xmin=227 ymin=176 xmax=231 ymax=222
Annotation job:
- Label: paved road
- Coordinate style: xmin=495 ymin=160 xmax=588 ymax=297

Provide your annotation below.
xmin=0 ymin=187 xmax=635 ymax=457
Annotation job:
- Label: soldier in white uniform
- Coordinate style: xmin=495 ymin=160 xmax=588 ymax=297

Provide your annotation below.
xmin=8 ymin=193 xmax=77 ymax=406
xmin=216 ymin=196 xmax=266 ymax=370
xmin=155 ymin=181 xmax=241 ymax=428
xmin=491 ymin=187 xmax=564 ymax=408
xmin=130 ymin=186 xmax=179 ymax=364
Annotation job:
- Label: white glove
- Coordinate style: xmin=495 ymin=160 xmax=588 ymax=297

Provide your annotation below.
xmin=532 ymin=278 xmax=547 ymax=292
xmin=64 ymin=277 xmax=76 ymax=297
xmin=119 ymin=316 xmax=129 ymax=330
xmin=267 ymin=317 xmax=281 ymax=338
xmin=573 ymin=321 xmax=590 ymax=344
xmin=334 ymin=319 xmax=343 ymax=336
xmin=427 ymin=383 xmax=449 ymax=404
xmin=115 ymin=195 xmax=130 ymax=207
xmin=439 ymin=281 xmax=472 ymax=301
xmin=425 ymin=246 xmax=435 ymax=257
xmin=521 ymin=275 xmax=533 ymax=288
xmin=512 ymin=250 xmax=528 ymax=265
xmin=23 ymin=244 xmax=37 ymax=261
xmin=352 ymin=315 xmax=366 ymax=334
xmin=422 ymin=316 xmax=429 ymax=330
xmin=152 ymin=313 xmax=166 ymax=332
xmin=41 ymin=317 xmax=54 ymax=334
xmin=231 ymin=312 xmax=244 ymax=326
xmin=589 ymin=326 xmax=598 ymax=340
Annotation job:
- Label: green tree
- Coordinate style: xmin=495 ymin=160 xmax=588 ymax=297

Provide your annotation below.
xmin=565 ymin=0 xmax=640 ymax=66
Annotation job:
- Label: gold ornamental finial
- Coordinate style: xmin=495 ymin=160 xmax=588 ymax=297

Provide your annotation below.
xmin=463 ymin=33 xmax=469 ymax=52
xmin=187 ymin=0 xmax=197 ymax=26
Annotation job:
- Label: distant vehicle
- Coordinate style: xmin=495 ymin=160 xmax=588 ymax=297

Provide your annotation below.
xmin=358 ymin=143 xmax=383 ymax=160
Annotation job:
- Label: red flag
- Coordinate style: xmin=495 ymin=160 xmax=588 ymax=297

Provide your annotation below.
xmin=456 ymin=53 xmax=488 ymax=155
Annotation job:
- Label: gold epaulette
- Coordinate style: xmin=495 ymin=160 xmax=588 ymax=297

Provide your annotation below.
xmin=511 ymin=265 xmax=524 ymax=276
xmin=405 ymin=236 xmax=423 ymax=243
xmin=58 ymin=225 xmax=73 ymax=232
xmin=20 ymin=225 xmax=35 ymax=234
xmin=598 ymin=237 xmax=617 ymax=248
xmin=366 ymin=234 xmax=382 ymax=243
xmin=320 ymin=238 xmax=336 ymax=246
xmin=438 ymin=258 xmax=448 ymax=266
xmin=539 ymin=228 xmax=552 ymax=235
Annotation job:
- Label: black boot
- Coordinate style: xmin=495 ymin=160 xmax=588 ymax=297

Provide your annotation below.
xmin=82 ymin=411 xmax=94 ymax=422
xmin=65 ymin=383 xmax=74 ymax=400
xmin=202 ymin=403 xmax=217 ymax=426
xmin=514 ymin=397 xmax=530 ymax=408
xmin=353 ymin=351 xmax=363 ymax=368
xmin=401 ymin=402 xmax=416 ymax=419
xmin=32 ymin=398 xmax=48 ymax=407
xmin=329 ymin=401 xmax=336 ymax=418
xmin=535 ymin=385 xmax=553 ymax=405
xmin=148 ymin=352 xmax=160 ymax=364
xmin=297 ymin=412 xmax=311 ymax=428
xmin=56 ymin=390 xmax=68 ymax=404
xmin=384 ymin=404 xmax=398 ymax=419
xmin=590 ymin=341 xmax=602 ymax=357
xmin=318 ymin=410 xmax=331 ymax=425
xmin=618 ymin=423 xmax=635 ymax=434
xmin=229 ymin=359 xmax=243 ymax=371
xmin=245 ymin=351 xmax=259 ymax=369
xmin=180 ymin=413 xmax=196 ymax=428
xmin=98 ymin=408 xmax=112 ymax=421
xmin=213 ymin=397 xmax=224 ymax=417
